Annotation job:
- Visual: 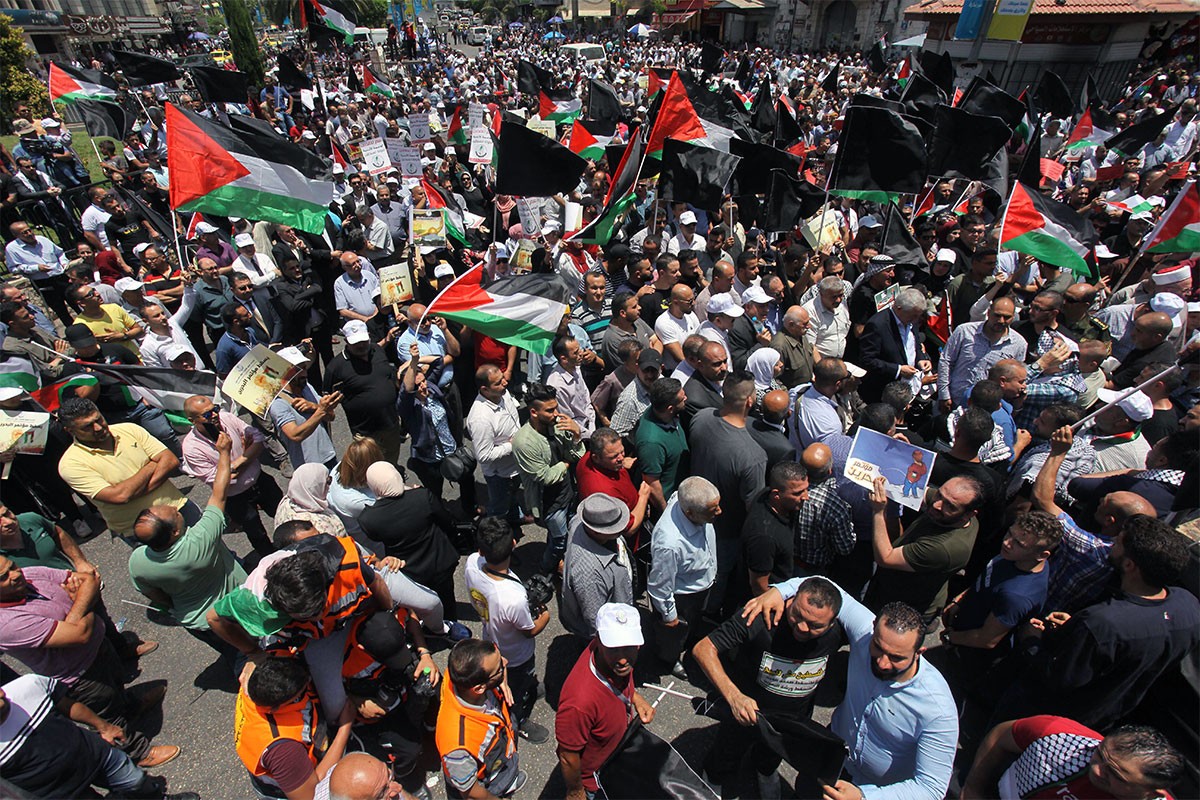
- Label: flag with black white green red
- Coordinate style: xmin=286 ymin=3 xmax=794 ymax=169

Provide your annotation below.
xmin=166 ymin=102 xmax=334 ymax=235
xmin=1143 ymin=180 xmax=1200 ymax=254
xmin=424 ymin=265 xmax=576 ymax=355
xmin=0 ymin=356 xmax=40 ymax=394
xmin=1063 ymin=108 xmax=1113 ymax=152
xmin=420 ymin=178 xmax=469 ymax=245
xmin=568 ymin=119 xmax=616 ymax=162
xmin=308 ymin=0 xmax=356 ymax=44
xmin=48 ymin=63 xmax=118 ymax=105
xmin=74 ymin=363 xmax=218 ymax=427
xmin=570 ymin=132 xmax=645 ymax=246
xmin=447 ymin=104 xmax=468 ymax=146
xmin=999 ymin=182 xmax=1097 ymax=276
xmin=538 ymin=88 xmax=583 ymax=124
xmin=646 ymin=72 xmax=709 ymax=161
xmin=362 ymin=64 xmax=394 ymax=97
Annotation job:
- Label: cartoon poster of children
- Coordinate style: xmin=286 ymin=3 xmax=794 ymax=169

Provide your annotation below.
xmin=843 ymin=427 xmax=938 ymax=511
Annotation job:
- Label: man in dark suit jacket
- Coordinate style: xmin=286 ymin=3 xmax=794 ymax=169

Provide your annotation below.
xmin=683 ymin=340 xmax=728 ymax=431
xmin=728 ymin=286 xmax=774 ymax=371
xmin=747 ymin=389 xmax=797 ymax=471
xmin=229 ymin=270 xmax=282 ymax=345
xmin=858 ymin=287 xmax=931 ymax=404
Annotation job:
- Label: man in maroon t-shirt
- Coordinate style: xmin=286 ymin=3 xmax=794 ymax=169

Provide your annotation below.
xmin=556 ymin=603 xmax=655 ymax=800
xmin=575 ymin=428 xmax=652 ymax=536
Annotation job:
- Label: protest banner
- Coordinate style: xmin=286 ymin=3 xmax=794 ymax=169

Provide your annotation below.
xmin=469 ymin=126 xmax=494 ymax=164
xmin=843 ymin=427 xmax=938 ymax=511
xmin=411 ymin=208 xmax=448 ymax=248
xmin=221 ymin=344 xmax=303 ymax=419
xmin=801 ymin=207 xmax=841 ymax=252
xmin=468 ymin=102 xmax=486 ymax=130
xmin=0 ymin=410 xmax=49 ymax=480
xmin=516 ymin=198 xmax=540 ymax=232
xmin=360 ymin=137 xmax=392 ymax=175
xmin=526 ymin=118 xmax=556 ymax=139
xmin=407 ymin=112 xmax=430 ymax=141
xmin=388 ymin=142 xmax=422 ymax=177
xmin=874 ymin=284 xmax=901 ymax=312
xmin=379 ymin=263 xmax=415 ymax=306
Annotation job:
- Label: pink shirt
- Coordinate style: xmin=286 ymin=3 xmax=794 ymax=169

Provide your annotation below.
xmin=181 ymin=410 xmax=264 ymax=496
xmin=0 ymin=566 xmax=105 ymax=685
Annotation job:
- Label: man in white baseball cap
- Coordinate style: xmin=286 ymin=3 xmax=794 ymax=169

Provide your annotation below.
xmin=1090 ymin=388 xmax=1155 ymax=471
xmin=698 ymin=292 xmax=742 ymax=369
xmin=667 ymin=209 xmax=705 ymax=255
xmin=557 ymin=602 xmax=655 ymax=800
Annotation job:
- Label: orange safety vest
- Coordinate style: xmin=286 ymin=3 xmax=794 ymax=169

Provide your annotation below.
xmin=233 ymin=684 xmax=325 ymax=779
xmin=341 ymin=605 xmax=411 ymax=683
xmin=264 ymin=535 xmax=375 ymax=654
xmin=434 ymin=678 xmax=519 ymax=794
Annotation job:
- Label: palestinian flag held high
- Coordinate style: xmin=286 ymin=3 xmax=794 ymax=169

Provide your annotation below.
xmin=166 ymin=102 xmax=334 ymax=235
xmin=999 ymin=182 xmax=1097 ymax=276
xmin=447 ymin=104 xmax=468 ymax=146
xmin=421 ymin=178 xmax=469 ymax=245
xmin=48 ymin=63 xmax=118 ymax=105
xmin=1144 ymin=180 xmax=1200 ymax=254
xmin=568 ymin=119 xmax=616 ymax=162
xmin=538 ymin=88 xmax=583 ymax=124
xmin=895 ymin=57 xmax=911 ymax=90
xmin=424 ymin=265 xmax=576 ymax=355
xmin=362 ymin=64 xmax=394 ymax=97
xmin=1063 ymin=108 xmax=1114 ymax=152
xmin=309 ymin=0 xmax=356 ymax=44
xmin=646 ymin=72 xmax=709 ymax=160
xmin=571 ymin=133 xmax=645 ymax=246
xmin=647 ymin=68 xmax=674 ymax=100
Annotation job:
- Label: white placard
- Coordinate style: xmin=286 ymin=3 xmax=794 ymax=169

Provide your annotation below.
xmin=392 ymin=144 xmax=422 ymax=177
xmin=468 ymin=102 xmax=486 ymax=131
xmin=516 ymin=198 xmax=540 ymax=231
xmin=407 ymin=113 xmax=430 ymax=142
xmin=526 ymin=118 xmax=556 ymax=139
xmin=359 ymin=137 xmax=392 ymax=175
xmin=468 ymin=126 xmax=493 ymax=164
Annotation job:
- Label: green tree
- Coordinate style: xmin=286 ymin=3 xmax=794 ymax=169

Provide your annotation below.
xmin=357 ymin=0 xmax=388 ymax=27
xmin=205 ymin=12 xmax=229 ymax=35
xmin=225 ymin=0 xmax=266 ymax=86
xmin=0 ymin=15 xmax=49 ymax=131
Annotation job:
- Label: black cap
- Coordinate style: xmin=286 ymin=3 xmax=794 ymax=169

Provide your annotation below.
xmin=64 ymin=323 xmax=97 ymax=348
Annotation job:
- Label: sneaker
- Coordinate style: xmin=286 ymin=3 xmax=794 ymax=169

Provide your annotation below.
xmin=756 ymin=771 xmax=782 ymax=800
xmin=517 ymin=719 xmax=549 ymax=744
xmin=671 ymin=660 xmax=689 ymax=681
xmin=505 ymin=770 xmax=528 ymax=796
xmin=444 ymin=621 xmax=472 ymax=642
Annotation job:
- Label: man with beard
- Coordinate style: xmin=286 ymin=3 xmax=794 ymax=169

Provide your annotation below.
xmin=557 ymin=603 xmax=656 ymax=800
xmin=743 ymin=582 xmax=957 ymax=800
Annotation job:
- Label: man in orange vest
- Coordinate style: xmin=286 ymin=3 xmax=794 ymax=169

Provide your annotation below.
xmin=435 ymin=639 xmax=526 ymax=799
xmin=233 ymin=657 xmax=356 ymax=800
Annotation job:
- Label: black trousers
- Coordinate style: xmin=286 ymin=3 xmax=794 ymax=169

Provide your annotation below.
xmin=225 ymin=474 xmax=284 ymax=554
xmin=66 ymin=639 xmax=152 ymax=761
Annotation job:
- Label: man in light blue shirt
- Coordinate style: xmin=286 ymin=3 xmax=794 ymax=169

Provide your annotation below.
xmin=4 ymin=222 xmax=71 ymax=324
xmin=796 ymin=359 xmax=849 ymax=448
xmin=648 ymin=476 xmax=720 ymax=677
xmin=744 ymin=577 xmax=957 ymax=800
xmin=937 ymin=297 xmax=1027 ymax=410
xmin=397 ymin=302 xmax=460 ymax=391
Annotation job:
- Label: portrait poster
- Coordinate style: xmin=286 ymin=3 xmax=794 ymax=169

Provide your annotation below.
xmin=410 ymin=208 xmax=447 ymax=248
xmin=0 ymin=411 xmax=49 ymax=456
xmin=221 ymin=345 xmax=302 ymax=419
xmin=378 ymin=263 xmax=414 ymax=306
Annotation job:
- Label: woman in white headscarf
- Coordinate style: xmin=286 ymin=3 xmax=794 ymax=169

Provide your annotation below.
xmin=747 ymin=347 xmax=785 ymax=404
xmin=274 ymin=463 xmax=346 ymax=537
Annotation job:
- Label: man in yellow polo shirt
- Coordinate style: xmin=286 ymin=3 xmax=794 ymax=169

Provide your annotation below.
xmin=67 ymin=282 xmax=143 ymax=359
xmin=57 ymin=398 xmax=201 ymax=538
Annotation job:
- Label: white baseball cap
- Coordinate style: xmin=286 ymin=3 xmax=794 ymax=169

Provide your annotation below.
xmin=935 ymin=249 xmax=957 ymax=264
xmin=741 ymin=285 xmax=772 ymax=305
xmin=706 ymin=292 xmax=744 ymax=317
xmin=195 ymin=221 xmax=219 ymax=235
xmin=433 ymin=264 xmax=455 ymax=279
xmin=859 ymin=215 xmax=882 ymax=229
xmin=844 ymin=361 xmax=867 ymax=378
xmin=276 ymin=346 xmax=311 ymax=365
xmin=132 ymin=242 xmax=153 ymax=257
xmin=114 ymin=277 xmax=144 ymax=293
xmin=162 ymin=344 xmax=194 ymax=364
xmin=332 ymin=163 xmax=345 ymax=174
xmin=1094 ymin=243 xmax=1118 ymax=260
xmin=233 ymin=233 xmax=255 ymax=249
xmin=300 ymin=130 xmax=317 ymax=140
xmin=342 ymin=319 xmax=370 ymax=344
xmin=1096 ymin=388 xmax=1154 ymax=422
xmin=678 ymin=210 xmax=697 ymax=226
xmin=595 ymin=603 xmax=644 ymax=648
xmin=0 ymin=387 xmax=26 ymax=401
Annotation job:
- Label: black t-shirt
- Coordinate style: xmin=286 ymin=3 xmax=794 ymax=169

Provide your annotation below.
xmin=638 ymin=288 xmax=670 ymax=328
xmin=323 ymin=346 xmax=399 ymax=435
xmin=742 ymin=490 xmax=796 ymax=587
xmin=848 ymin=282 xmax=882 ymax=326
xmin=1140 ymin=407 xmax=1179 ymax=446
xmin=0 ymin=675 xmax=107 ymax=797
xmin=104 ymin=207 xmax=153 ymax=257
xmin=706 ymin=610 xmax=845 ymax=717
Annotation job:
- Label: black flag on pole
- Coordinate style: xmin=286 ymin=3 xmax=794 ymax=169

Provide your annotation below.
xmin=750 ymin=77 xmax=777 ymax=136
xmin=731 ymin=139 xmax=804 ymax=196
xmin=880 ymin=201 xmax=930 ymax=268
xmin=829 ymin=106 xmax=927 ymax=198
xmin=867 ymin=38 xmax=888 ymax=73
xmin=820 ymin=64 xmax=840 ymax=93
xmin=189 ymin=65 xmax=250 ymax=105
xmin=517 ymin=60 xmax=556 ymax=96
xmin=587 ymin=79 xmax=623 ymax=122
xmin=765 ymin=169 xmax=826 ymax=232
xmin=495 ymin=121 xmax=587 ymax=197
xmin=74 ymin=99 xmax=129 ymax=141
xmin=927 ymin=104 xmax=1014 ymax=180
xmin=1103 ymin=105 xmax=1178 ymax=157
xmin=659 ymin=139 xmax=742 ymax=210
xmin=277 ymin=54 xmax=313 ymax=90
xmin=959 ymin=76 xmax=1027 ymax=128
xmin=111 ymin=49 xmax=182 ymax=86
xmin=596 ymin=723 xmax=718 ymax=800
xmin=1036 ymin=70 xmax=1074 ymax=118
xmin=699 ymin=41 xmax=725 ymax=74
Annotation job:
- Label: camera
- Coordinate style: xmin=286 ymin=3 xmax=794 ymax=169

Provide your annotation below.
xmin=524 ymin=573 xmax=554 ymax=615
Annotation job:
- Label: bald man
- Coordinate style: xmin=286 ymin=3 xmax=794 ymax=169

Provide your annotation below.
xmin=795 ymin=443 xmax=855 ymax=574
xmin=1110 ymin=311 xmax=1176 ymax=390
xmin=747 ymin=389 xmax=797 ymax=471
xmin=1032 ymin=426 xmax=1159 ymax=613
xmin=772 ymin=306 xmax=816 ymax=388
xmin=326 ymin=753 xmax=413 ymax=800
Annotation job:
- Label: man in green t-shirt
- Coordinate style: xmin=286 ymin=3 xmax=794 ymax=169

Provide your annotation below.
xmin=634 ymin=377 xmax=690 ymax=516
xmin=127 ymin=430 xmax=245 ymax=667
xmin=865 ymin=475 xmax=984 ymax=623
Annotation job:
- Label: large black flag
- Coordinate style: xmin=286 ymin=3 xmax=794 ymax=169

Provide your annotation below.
xmin=1104 ymin=106 xmax=1178 ymax=157
xmin=597 ymin=723 xmax=717 ymax=800
xmin=699 ymin=41 xmax=725 ymax=74
xmin=731 ymin=139 xmax=804 ymax=196
xmin=820 ymin=64 xmax=840 ymax=93
xmin=1036 ymin=71 xmax=1074 ymax=118
xmin=734 ymin=55 xmax=752 ymax=89
xmin=517 ymin=60 xmax=555 ymax=96
xmin=867 ymin=39 xmax=888 ymax=73
xmin=74 ymin=99 xmax=129 ymax=141
xmin=112 ymin=49 xmax=181 ymax=86
xmin=764 ymin=170 xmax=825 ymax=232
xmin=927 ymin=104 xmax=1013 ymax=180
xmin=917 ymin=50 xmax=955 ymax=96
xmin=959 ymin=77 xmax=1026 ymax=128
xmin=189 ymin=65 xmax=250 ymax=104
xmin=829 ymin=106 xmax=927 ymax=197
xmin=587 ymin=79 xmax=623 ymax=122
xmin=1016 ymin=104 xmax=1043 ymax=189
xmin=980 ymin=145 xmax=1009 ymax=200
xmin=880 ymin=201 xmax=929 ymax=268
xmin=850 ymin=93 xmax=906 ymax=114
xmin=1081 ymin=75 xmax=1102 ymax=116
xmin=659 ymin=139 xmax=741 ymax=210
xmin=495 ymin=121 xmax=587 ymax=197
xmin=277 ymin=54 xmax=313 ymax=90
xmin=899 ymin=70 xmax=948 ymax=127
xmin=774 ymin=102 xmax=804 ymax=150
xmin=750 ymin=77 xmax=777 ymax=136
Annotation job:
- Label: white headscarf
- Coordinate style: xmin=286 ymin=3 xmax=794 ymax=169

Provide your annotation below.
xmin=747 ymin=347 xmax=781 ymax=390
xmin=366 ymin=462 xmax=408 ymax=499
xmin=286 ymin=463 xmax=332 ymax=513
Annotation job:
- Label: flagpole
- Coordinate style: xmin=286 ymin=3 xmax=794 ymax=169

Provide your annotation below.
xmin=171 ymin=199 xmax=186 ymax=270
xmin=1071 ymin=360 xmax=1181 ymax=433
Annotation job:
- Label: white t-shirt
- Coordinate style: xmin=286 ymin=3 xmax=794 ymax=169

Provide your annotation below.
xmin=80 ymin=205 xmax=111 ymax=247
xmin=653 ymin=310 xmax=700 ymax=369
xmin=464 ymin=554 xmax=536 ymax=667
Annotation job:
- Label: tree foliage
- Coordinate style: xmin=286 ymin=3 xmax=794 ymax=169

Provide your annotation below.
xmin=225 ymin=0 xmax=266 ymax=86
xmin=357 ymin=0 xmax=388 ymax=28
xmin=0 ymin=15 xmax=49 ymax=132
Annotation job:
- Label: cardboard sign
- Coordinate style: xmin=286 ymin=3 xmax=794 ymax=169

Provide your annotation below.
xmin=469 ymin=126 xmax=493 ymax=164
xmin=359 ymin=137 xmax=392 ymax=175
xmin=801 ymin=207 xmax=841 ymax=253
xmin=389 ymin=143 xmax=422 ymax=177
xmin=1093 ymin=164 xmax=1124 ymax=182
xmin=0 ymin=410 xmax=49 ymax=456
xmin=526 ymin=118 xmax=556 ymax=139
xmin=512 ymin=238 xmax=536 ymax=273
xmin=843 ymin=427 xmax=938 ymax=512
xmin=873 ymin=283 xmax=901 ymax=312
xmin=411 ymin=208 xmax=447 ymax=248
xmin=378 ymin=263 xmax=414 ymax=306
xmin=1039 ymin=158 xmax=1066 ymax=182
xmin=222 ymin=344 xmax=303 ymax=419
xmin=468 ymin=102 xmax=486 ymax=131
xmin=407 ymin=112 xmax=430 ymax=142
xmin=516 ymin=198 xmax=540 ymax=232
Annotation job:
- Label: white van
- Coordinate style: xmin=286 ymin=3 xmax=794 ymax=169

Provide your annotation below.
xmin=467 ymin=25 xmax=489 ymax=45
xmin=561 ymin=42 xmax=606 ymax=63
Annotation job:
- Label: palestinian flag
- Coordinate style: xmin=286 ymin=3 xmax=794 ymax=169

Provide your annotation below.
xmin=362 ymin=64 xmax=394 ymax=97
xmin=538 ymin=89 xmax=582 ymax=124
xmin=895 ymin=57 xmax=911 ymax=90
xmin=1125 ymin=74 xmax=1157 ymax=105
xmin=1144 ymin=180 xmax=1200 ymax=254
xmin=166 ymin=102 xmax=334 ymax=235
xmin=309 ymin=0 xmax=356 ymax=44
xmin=568 ymin=119 xmax=616 ymax=162
xmin=48 ymin=63 xmax=118 ymax=105
xmin=1063 ymin=108 xmax=1113 ymax=151
xmin=647 ymin=68 xmax=674 ymax=101
xmin=646 ymin=72 xmax=708 ymax=160
xmin=425 ymin=265 xmax=575 ymax=355
xmin=570 ymin=133 xmax=645 ymax=246
xmin=912 ymin=184 xmax=936 ymax=219
xmin=447 ymin=104 xmax=468 ymax=146
xmin=185 ymin=212 xmax=204 ymax=240
xmin=999 ymin=182 xmax=1096 ymax=276
xmin=927 ymin=292 xmax=951 ymax=344
xmin=421 ymin=178 xmax=468 ymax=245
xmin=0 ymin=357 xmax=40 ymax=394
xmin=1104 ymin=194 xmax=1154 ymax=215
xmin=72 ymin=363 xmax=218 ymax=426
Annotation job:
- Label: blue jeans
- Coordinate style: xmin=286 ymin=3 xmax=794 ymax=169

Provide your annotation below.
xmin=97 ymin=739 xmax=148 ymax=792
xmin=902 ymin=479 xmax=920 ymax=498
xmin=541 ymin=506 xmax=569 ymax=573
